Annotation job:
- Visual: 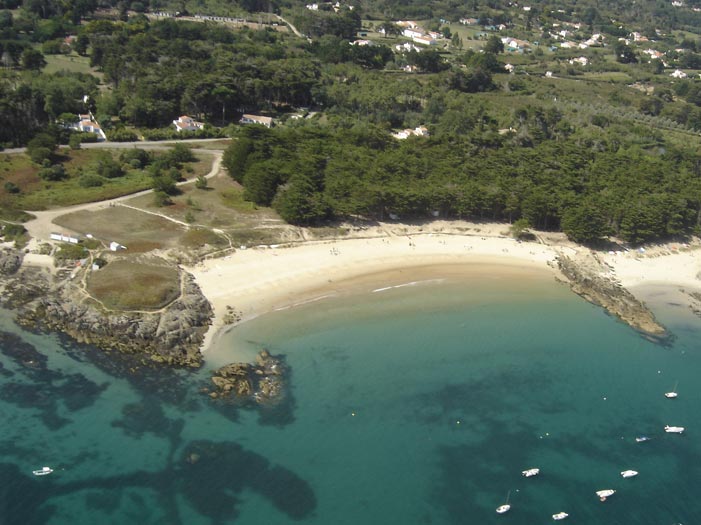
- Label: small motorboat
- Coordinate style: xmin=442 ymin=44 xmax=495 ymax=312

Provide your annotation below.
xmin=664 ymin=425 xmax=685 ymax=434
xmin=621 ymin=470 xmax=638 ymax=478
xmin=522 ymin=468 xmax=540 ymax=477
xmin=552 ymin=512 xmax=569 ymax=520
xmin=596 ymin=489 xmax=616 ymax=501
xmin=32 ymin=466 xmax=53 ymax=476
xmin=635 ymin=436 xmax=651 ymax=442
xmin=665 ymin=381 xmax=678 ymax=399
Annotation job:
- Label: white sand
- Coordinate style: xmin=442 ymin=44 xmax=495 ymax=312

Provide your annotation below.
xmin=187 ymin=221 xmax=568 ymax=352
xmin=602 ymin=244 xmax=701 ymax=290
xmin=187 ymin=222 xmax=701 ymax=352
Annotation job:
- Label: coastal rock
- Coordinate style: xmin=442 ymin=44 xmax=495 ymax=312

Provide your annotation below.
xmin=209 ymin=351 xmax=287 ymax=404
xmin=557 ymin=253 xmax=666 ymax=337
xmin=0 ymin=248 xmax=23 ymax=275
xmin=10 ymin=269 xmax=213 ymax=367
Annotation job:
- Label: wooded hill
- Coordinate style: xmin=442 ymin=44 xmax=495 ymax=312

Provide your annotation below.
xmin=4 ymin=0 xmax=701 ymax=244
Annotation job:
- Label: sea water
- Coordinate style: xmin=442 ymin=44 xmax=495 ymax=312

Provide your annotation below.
xmin=1 ymin=268 xmax=700 ymax=525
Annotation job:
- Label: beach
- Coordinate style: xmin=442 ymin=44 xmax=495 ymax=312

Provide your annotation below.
xmin=187 ymin=221 xmax=701 ymax=353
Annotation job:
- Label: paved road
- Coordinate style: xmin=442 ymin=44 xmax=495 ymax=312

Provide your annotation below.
xmin=2 ymin=137 xmax=230 ymax=155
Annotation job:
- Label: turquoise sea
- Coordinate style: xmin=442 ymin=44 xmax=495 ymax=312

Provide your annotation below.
xmin=1 ymin=265 xmax=699 ymax=524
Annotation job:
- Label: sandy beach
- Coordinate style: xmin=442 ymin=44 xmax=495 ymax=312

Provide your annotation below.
xmin=186 ymin=220 xmax=701 ymax=353
xmin=188 ymin=221 xmax=570 ymax=352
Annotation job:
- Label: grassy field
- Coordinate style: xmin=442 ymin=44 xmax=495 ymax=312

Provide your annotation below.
xmin=87 ymin=257 xmax=181 ymax=311
xmin=43 ymin=54 xmax=104 ymax=81
xmin=55 ymin=207 xmax=186 ymax=252
xmin=1 ymin=149 xmax=212 ymax=212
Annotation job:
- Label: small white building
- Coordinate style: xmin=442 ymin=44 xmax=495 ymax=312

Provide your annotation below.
xmin=72 ymin=113 xmax=106 ymax=141
xmin=109 ymin=241 xmax=126 ymax=251
xmin=173 ymin=115 xmax=204 ymax=132
xmin=504 ymin=63 xmax=515 ymax=73
xmin=670 ymin=69 xmax=688 ymax=78
xmin=392 ymin=125 xmax=429 ymax=140
xmin=403 ymin=28 xmax=424 ymax=39
xmin=413 ymin=35 xmax=437 ymax=46
xmin=239 ymin=114 xmax=273 ymax=128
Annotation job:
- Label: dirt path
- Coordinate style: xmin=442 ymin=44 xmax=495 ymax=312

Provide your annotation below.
xmin=22 ymin=146 xmax=223 ymax=244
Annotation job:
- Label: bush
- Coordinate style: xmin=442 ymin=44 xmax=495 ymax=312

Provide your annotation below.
xmin=38 ymin=164 xmax=67 ymax=181
xmin=29 ymin=146 xmax=52 ymax=165
xmin=78 ymin=174 xmax=104 ymax=187
xmin=4 ymin=181 xmax=19 ymax=194
xmin=106 ymin=128 xmax=139 ymax=142
xmin=195 ymin=175 xmax=208 ymax=189
xmin=95 ymin=152 xmax=124 ymax=178
xmin=153 ymin=190 xmax=172 ymax=207
xmin=55 ymin=243 xmax=88 ymax=261
xmin=68 ymin=134 xmax=82 ymax=150
xmin=168 ymin=143 xmax=196 ymax=163
xmin=2 ymin=223 xmax=26 ymax=239
xmin=119 ymin=148 xmax=152 ymax=168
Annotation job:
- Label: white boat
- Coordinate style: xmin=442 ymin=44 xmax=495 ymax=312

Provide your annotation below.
xmin=665 ymin=382 xmax=678 ymax=399
xmin=635 ymin=436 xmax=651 ymax=442
xmin=522 ymin=468 xmax=540 ymax=477
xmin=664 ymin=425 xmax=685 ymax=434
xmin=552 ymin=512 xmax=569 ymax=520
xmin=32 ymin=466 xmax=53 ymax=476
xmin=621 ymin=470 xmax=638 ymax=478
xmin=596 ymin=489 xmax=616 ymax=501
xmin=496 ymin=490 xmax=511 ymax=514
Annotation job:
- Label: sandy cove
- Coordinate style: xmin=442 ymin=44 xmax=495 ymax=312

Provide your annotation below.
xmin=188 ymin=222 xmax=567 ymax=351
xmin=187 ymin=221 xmax=701 ymax=353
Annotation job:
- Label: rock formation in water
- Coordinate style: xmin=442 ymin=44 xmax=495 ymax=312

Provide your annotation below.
xmin=208 ymin=350 xmax=287 ymax=404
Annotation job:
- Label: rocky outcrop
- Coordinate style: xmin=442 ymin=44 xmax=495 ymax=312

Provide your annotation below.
xmin=208 ymin=350 xmax=287 ymax=404
xmin=557 ymin=254 xmax=666 ymax=338
xmin=6 ymin=269 xmax=213 ymax=367
xmin=0 ymin=248 xmax=23 ymax=275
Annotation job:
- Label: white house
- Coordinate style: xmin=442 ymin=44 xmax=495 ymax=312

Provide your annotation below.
xmin=568 ymin=56 xmax=589 ymax=66
xmin=670 ymin=69 xmax=688 ymax=78
xmin=504 ymin=63 xmax=515 ymax=73
xmin=413 ymin=35 xmax=437 ymax=46
xmin=173 ymin=115 xmax=204 ymax=132
xmin=403 ymin=28 xmax=423 ymax=39
xmin=239 ymin=114 xmax=273 ymax=127
xmin=72 ymin=113 xmax=106 ymax=141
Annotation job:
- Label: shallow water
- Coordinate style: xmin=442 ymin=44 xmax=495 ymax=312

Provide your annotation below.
xmin=1 ymin=270 xmax=699 ymax=524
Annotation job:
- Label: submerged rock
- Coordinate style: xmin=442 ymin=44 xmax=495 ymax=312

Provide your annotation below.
xmin=209 ymin=351 xmax=287 ymax=405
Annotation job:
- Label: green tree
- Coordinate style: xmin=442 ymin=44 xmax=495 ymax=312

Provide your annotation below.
xmin=484 ymin=35 xmax=504 ymax=54
xmin=20 ymin=48 xmax=46 ymax=70
xmin=561 ymin=202 xmax=610 ymax=245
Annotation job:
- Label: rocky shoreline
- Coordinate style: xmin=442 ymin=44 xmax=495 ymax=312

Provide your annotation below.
xmin=557 ymin=253 xmax=667 ymax=339
xmin=0 ymin=248 xmax=213 ymax=367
